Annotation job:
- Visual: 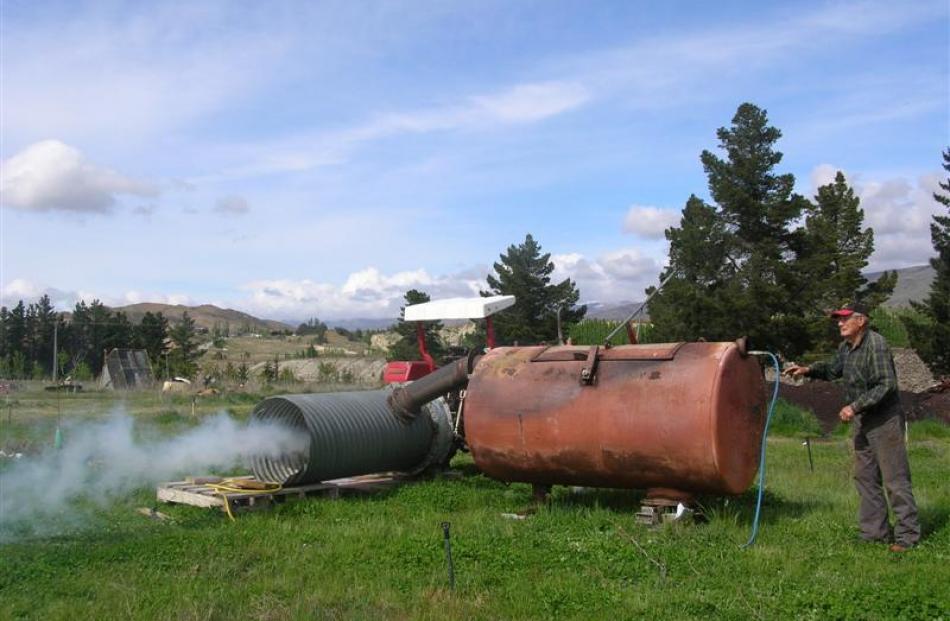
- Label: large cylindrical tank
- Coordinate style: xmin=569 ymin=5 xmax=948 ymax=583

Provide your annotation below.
xmin=463 ymin=341 xmax=766 ymax=496
xmin=250 ymin=389 xmax=454 ymax=486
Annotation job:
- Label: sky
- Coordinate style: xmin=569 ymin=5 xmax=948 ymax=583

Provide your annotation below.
xmin=1 ymin=0 xmax=947 ymax=323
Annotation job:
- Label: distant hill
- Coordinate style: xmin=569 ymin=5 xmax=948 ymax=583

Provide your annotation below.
xmin=585 ymin=301 xmax=648 ymax=321
xmin=113 ymin=303 xmax=291 ymax=333
xmin=866 ymin=265 xmax=935 ymax=307
xmin=321 ymin=317 xmax=397 ymax=331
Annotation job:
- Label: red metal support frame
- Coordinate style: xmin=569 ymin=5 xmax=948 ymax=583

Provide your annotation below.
xmin=416 ymin=322 xmax=436 ymax=372
xmin=485 ymin=316 xmax=497 ymax=349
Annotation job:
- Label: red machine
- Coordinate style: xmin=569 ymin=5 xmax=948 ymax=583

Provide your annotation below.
xmin=382 ymin=295 xmax=516 ymax=384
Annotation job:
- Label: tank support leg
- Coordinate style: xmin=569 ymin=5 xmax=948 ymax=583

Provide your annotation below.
xmin=531 ymin=484 xmax=551 ymax=504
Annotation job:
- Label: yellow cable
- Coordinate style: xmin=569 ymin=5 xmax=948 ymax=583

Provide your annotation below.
xmin=206 ymin=478 xmax=283 ymax=522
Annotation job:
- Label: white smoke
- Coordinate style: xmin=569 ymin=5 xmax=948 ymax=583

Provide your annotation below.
xmin=0 ymin=411 xmax=307 ymax=536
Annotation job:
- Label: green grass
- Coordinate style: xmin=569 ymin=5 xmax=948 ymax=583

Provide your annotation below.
xmin=1 ymin=389 xmax=948 ymax=620
xmin=767 ymin=399 xmax=824 ymax=437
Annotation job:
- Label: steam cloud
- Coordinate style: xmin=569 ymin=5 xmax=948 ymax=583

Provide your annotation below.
xmin=0 ymin=411 xmax=308 ymax=538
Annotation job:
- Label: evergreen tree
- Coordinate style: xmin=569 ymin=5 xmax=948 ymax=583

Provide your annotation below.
xmin=647 ymin=196 xmax=740 ymax=342
xmin=800 ymin=171 xmax=895 ymax=349
xmin=24 ymin=302 xmax=38 ymax=377
xmin=0 ymin=306 xmax=8 ymax=370
xmin=32 ymin=295 xmax=58 ymax=377
xmin=650 ymin=104 xmax=815 ymax=356
xmin=135 ymin=311 xmax=169 ymax=372
xmin=5 ymin=302 xmax=27 ymax=376
xmin=168 ymin=312 xmax=200 ymax=378
xmin=904 ymin=148 xmax=950 ymax=376
xmin=803 ymin=172 xmax=874 ymax=306
xmin=483 ymin=234 xmax=586 ymax=345
xmin=65 ymin=300 xmax=113 ymax=374
xmin=387 ymin=289 xmax=446 ymax=363
xmin=296 ymin=318 xmax=328 ymax=343
xmin=104 ymin=311 xmax=134 ymax=354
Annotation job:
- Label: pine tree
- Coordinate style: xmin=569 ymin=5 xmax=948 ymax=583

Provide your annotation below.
xmin=387 ymin=289 xmax=446 ymax=363
xmin=483 ymin=234 xmax=586 ymax=345
xmin=647 ymin=196 xmax=741 ymax=342
xmin=105 ymin=311 xmax=134 ymax=354
xmin=804 ymin=172 xmax=874 ymax=305
xmin=0 ymin=307 xmax=8 ymax=372
xmin=904 ymin=148 xmax=950 ymax=376
xmin=168 ymin=312 xmax=199 ymax=378
xmin=135 ymin=311 xmax=169 ymax=372
xmin=33 ymin=295 xmax=58 ymax=377
xmin=800 ymin=172 xmax=895 ymax=349
xmin=650 ymin=104 xmax=813 ymax=356
xmin=5 ymin=302 xmax=27 ymax=376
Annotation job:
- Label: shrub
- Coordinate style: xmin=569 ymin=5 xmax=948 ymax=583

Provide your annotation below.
xmin=318 ymin=362 xmax=338 ymax=383
xmin=870 ymin=306 xmax=911 ymax=348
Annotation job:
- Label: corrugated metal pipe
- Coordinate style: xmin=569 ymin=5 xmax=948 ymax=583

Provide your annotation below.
xmin=249 ymin=354 xmax=479 ymax=486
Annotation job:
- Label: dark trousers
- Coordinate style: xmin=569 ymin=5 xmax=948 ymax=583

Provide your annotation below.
xmin=853 ymin=413 xmax=921 ymax=546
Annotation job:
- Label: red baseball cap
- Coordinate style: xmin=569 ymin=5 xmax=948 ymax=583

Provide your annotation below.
xmin=830 ymin=301 xmax=870 ymax=318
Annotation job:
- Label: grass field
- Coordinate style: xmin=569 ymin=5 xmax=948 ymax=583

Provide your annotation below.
xmin=1 ymin=387 xmax=948 ymax=620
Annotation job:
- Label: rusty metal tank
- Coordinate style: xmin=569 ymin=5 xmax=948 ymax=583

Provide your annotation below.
xmin=463 ymin=341 xmax=767 ymax=496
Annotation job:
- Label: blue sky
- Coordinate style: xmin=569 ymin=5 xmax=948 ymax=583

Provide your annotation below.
xmin=1 ymin=0 xmax=947 ymax=321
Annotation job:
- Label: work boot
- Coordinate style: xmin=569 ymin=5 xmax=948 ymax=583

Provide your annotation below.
xmin=888 ymin=543 xmax=913 ymax=553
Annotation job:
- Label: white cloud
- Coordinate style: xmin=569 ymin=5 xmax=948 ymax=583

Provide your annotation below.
xmin=808 ymin=165 xmax=944 ymax=270
xmin=205 ymin=80 xmax=590 ymax=181
xmin=0 ymin=140 xmax=158 ymax=213
xmin=552 ymin=249 xmax=662 ymax=304
xmin=470 ymin=81 xmax=590 ymax=124
xmin=810 ymin=163 xmax=841 ymax=194
xmin=132 ymin=204 xmax=157 ymax=217
xmin=0 ymin=279 xmax=194 ymax=311
xmin=623 ymin=205 xmax=681 ymax=239
xmin=240 ymin=266 xmax=487 ymax=320
xmin=213 ymin=195 xmax=251 ymax=215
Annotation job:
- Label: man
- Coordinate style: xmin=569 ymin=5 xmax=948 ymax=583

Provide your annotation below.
xmin=785 ymin=302 xmax=920 ymax=552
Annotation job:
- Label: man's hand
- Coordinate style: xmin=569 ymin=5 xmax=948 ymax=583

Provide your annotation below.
xmin=783 ymin=363 xmax=809 ymax=378
xmin=839 ymin=405 xmax=855 ymax=422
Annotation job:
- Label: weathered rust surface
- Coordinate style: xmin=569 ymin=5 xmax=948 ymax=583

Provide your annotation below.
xmin=464 ymin=342 xmax=766 ymax=496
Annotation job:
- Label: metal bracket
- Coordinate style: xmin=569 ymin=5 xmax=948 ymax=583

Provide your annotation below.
xmin=579 ymin=345 xmax=599 ymax=385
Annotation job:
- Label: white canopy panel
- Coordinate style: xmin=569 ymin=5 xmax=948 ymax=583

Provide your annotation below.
xmin=404 ymin=295 xmax=516 ymax=321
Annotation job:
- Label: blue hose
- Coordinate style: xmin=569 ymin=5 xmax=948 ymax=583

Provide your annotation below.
xmin=741 ymin=350 xmax=781 ymax=548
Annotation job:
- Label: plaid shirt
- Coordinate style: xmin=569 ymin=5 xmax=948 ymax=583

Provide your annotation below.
xmin=807 ymin=329 xmax=901 ymax=418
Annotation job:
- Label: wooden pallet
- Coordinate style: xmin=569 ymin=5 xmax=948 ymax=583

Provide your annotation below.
xmin=156 ymin=474 xmax=399 ymax=512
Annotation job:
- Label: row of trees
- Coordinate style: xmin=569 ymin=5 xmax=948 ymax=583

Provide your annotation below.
xmin=0 ymin=298 xmax=201 ymax=381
